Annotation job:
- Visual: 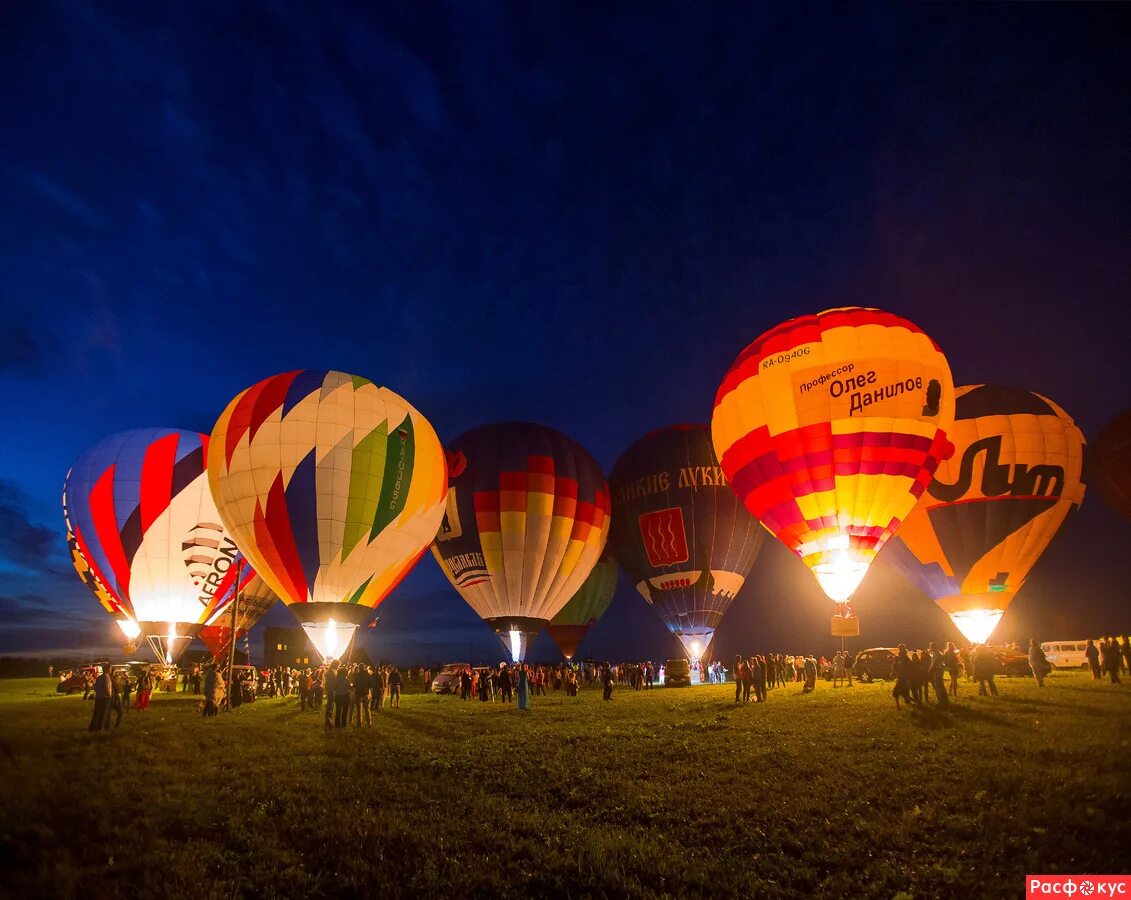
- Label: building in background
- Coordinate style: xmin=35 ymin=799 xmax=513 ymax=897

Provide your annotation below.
xmin=262 ymin=627 xmax=374 ymax=668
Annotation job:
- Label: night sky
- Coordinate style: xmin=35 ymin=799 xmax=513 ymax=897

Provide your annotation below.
xmin=1 ymin=4 xmax=1128 ymax=664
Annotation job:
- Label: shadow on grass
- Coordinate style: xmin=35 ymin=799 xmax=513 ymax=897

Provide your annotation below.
xmin=905 ymin=702 xmax=1014 ymax=730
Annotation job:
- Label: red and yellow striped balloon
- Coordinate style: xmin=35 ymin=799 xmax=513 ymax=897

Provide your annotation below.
xmin=712 ymin=307 xmax=955 ymax=604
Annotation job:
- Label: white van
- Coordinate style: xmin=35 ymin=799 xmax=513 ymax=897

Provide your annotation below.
xmin=1040 ymin=640 xmax=1093 ymax=669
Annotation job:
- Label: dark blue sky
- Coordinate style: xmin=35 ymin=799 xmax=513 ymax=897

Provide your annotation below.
xmin=1 ymin=3 xmax=1128 ymax=663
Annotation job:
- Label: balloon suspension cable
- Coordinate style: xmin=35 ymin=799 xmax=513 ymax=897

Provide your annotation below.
xmin=225 ymin=559 xmax=242 ymax=711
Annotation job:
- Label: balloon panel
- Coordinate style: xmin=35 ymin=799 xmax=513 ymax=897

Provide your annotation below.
xmin=63 ymin=428 xmax=240 ymax=629
xmin=884 ymin=384 xmax=1086 ymax=618
xmin=712 ymin=307 xmax=955 ymax=601
xmin=1093 ymin=409 xmax=1131 ymax=522
xmin=208 ymin=370 xmax=447 ymax=613
xmin=431 ymin=422 xmax=610 ymax=625
xmin=609 ymin=424 xmax=763 ymax=637
xmin=199 ymin=573 xmax=278 ymax=661
xmin=550 ymin=554 xmax=618 ymax=628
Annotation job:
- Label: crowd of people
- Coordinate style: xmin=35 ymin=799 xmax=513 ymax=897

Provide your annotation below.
xmin=73 ymin=633 xmax=1131 ymax=731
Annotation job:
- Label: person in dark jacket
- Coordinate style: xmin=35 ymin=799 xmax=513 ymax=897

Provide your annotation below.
xmin=601 ymin=664 xmax=613 ymax=701
xmin=388 ymin=667 xmax=402 ymax=708
xmin=892 ymin=645 xmax=914 ymax=709
xmin=89 ymin=664 xmax=112 ymax=731
xmin=1085 ymin=640 xmax=1101 ymax=680
xmin=928 ymin=642 xmax=949 ymax=706
xmin=972 ymin=645 xmax=999 ymax=696
xmin=353 ymin=666 xmax=371 ymax=726
xmin=332 ymin=664 xmax=351 ymax=727
xmin=733 ymin=655 xmax=745 ymax=704
xmin=497 ymin=666 xmax=512 ymax=703
xmin=753 ymin=655 xmax=767 ymax=703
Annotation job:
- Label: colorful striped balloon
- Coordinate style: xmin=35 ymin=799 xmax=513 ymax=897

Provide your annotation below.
xmin=62 ymin=428 xmax=244 ymax=660
xmin=712 ymin=308 xmax=955 ymax=604
xmin=883 ymin=384 xmax=1086 ymax=644
xmin=199 ymin=572 xmax=278 ymax=664
xmin=545 ymin=553 xmax=618 ymax=660
xmin=207 ymin=370 xmax=448 ymax=661
xmin=431 ymin=422 xmax=611 ymax=662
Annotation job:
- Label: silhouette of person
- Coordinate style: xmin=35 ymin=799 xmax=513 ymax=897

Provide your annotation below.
xmin=922 ymin=379 xmax=942 ymax=416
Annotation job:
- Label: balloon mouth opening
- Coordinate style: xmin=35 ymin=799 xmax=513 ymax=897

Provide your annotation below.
xmin=948 ymin=609 xmax=1004 ymax=645
xmin=302 ymin=619 xmax=358 ymax=662
xmin=812 ymin=558 xmax=869 ymax=604
xmin=116 ymin=619 xmax=141 ymax=640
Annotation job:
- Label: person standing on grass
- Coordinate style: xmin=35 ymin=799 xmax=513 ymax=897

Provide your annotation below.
xmin=602 ymin=663 xmax=613 ymax=701
xmin=753 ymin=655 xmax=767 ymax=703
xmin=927 ymin=642 xmax=949 ymax=706
xmin=943 ymin=642 xmax=960 ymax=696
xmin=1120 ymin=636 xmax=1131 ymax=675
xmin=973 ymin=644 xmax=999 ymax=696
xmin=136 ymin=667 xmax=153 ymax=711
xmin=1084 ymin=640 xmax=1101 ymax=680
xmin=88 ymin=664 xmax=112 ymax=732
xmin=332 ymin=664 xmax=351 ymax=727
xmin=1028 ymin=639 xmax=1050 ymax=687
xmin=353 ymin=666 xmax=372 ymax=727
xmin=892 ymin=645 xmax=914 ymax=709
xmin=109 ymin=671 xmax=125 ymax=728
xmin=517 ymin=664 xmax=531 ymax=711
xmin=733 ymin=655 xmax=745 ymax=704
xmin=1101 ymin=638 xmax=1121 ymax=684
xmin=832 ymin=651 xmax=846 ymax=688
xmin=388 ymin=667 xmax=402 ymax=708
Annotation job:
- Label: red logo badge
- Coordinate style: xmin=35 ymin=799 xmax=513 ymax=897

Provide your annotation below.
xmin=639 ymin=507 xmax=690 ymax=567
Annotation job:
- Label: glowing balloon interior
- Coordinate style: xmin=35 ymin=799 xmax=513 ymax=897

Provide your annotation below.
xmin=883 ymin=384 xmax=1086 ymax=644
xmin=431 ymin=422 xmax=611 ymax=662
xmin=608 ymin=424 xmax=764 ymax=659
xmin=62 ymin=428 xmax=243 ymax=661
xmin=712 ymin=307 xmax=955 ymax=605
xmin=207 ymin=370 xmax=448 ymax=658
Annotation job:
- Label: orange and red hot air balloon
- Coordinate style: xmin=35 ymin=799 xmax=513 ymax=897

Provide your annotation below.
xmin=712 ymin=307 xmax=955 ymax=609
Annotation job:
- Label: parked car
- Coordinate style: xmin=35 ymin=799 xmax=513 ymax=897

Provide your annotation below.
xmin=431 ymin=663 xmax=469 ymax=694
xmin=55 ymin=666 xmax=99 ymax=695
xmin=988 ymin=646 xmax=1032 ymax=677
xmin=1040 ymin=640 xmax=1094 ymax=669
xmin=664 ymin=658 xmax=691 ymax=687
xmin=852 ymin=648 xmax=899 ymax=683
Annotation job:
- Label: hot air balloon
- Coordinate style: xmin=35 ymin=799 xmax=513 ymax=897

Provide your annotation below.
xmin=545 ymin=554 xmax=618 ymax=661
xmin=1093 ymin=409 xmax=1131 ymax=523
xmin=712 ymin=307 xmax=955 ymax=608
xmin=608 ymin=424 xmax=764 ymax=660
xmin=431 ymin=422 xmax=610 ymax=663
xmin=207 ymin=370 xmax=447 ymax=662
xmin=63 ymin=428 xmax=243 ymax=662
xmin=198 ymin=571 xmax=278 ymax=665
xmin=883 ymin=384 xmax=1086 ymax=644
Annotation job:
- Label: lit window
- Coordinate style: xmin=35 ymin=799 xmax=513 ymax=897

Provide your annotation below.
xmin=276 ymin=643 xmax=283 ymax=651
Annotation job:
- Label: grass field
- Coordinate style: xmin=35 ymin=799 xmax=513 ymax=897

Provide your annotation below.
xmin=0 ymin=671 xmax=1128 ymax=899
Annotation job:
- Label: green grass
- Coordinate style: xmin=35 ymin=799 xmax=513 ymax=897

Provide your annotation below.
xmin=0 ymin=671 xmax=1128 ymax=899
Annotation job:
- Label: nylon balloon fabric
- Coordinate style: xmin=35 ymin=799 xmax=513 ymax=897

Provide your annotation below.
xmin=608 ymin=424 xmax=763 ymax=658
xmin=546 ymin=553 xmax=618 ymax=660
xmin=712 ymin=307 xmax=955 ymax=604
xmin=431 ymin=422 xmax=610 ymax=660
xmin=882 ymin=384 xmax=1086 ymax=643
xmin=199 ymin=573 xmax=278 ymax=663
xmin=207 ymin=370 xmax=447 ymax=629
xmin=62 ymin=429 xmax=243 ymax=647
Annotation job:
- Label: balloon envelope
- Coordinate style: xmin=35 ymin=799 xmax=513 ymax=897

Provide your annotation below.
xmin=431 ymin=422 xmax=610 ymax=662
xmin=712 ymin=307 xmax=955 ymax=604
xmin=883 ymin=384 xmax=1086 ymax=643
xmin=1093 ymin=409 xmax=1131 ymax=522
xmin=207 ymin=370 xmax=447 ymax=661
xmin=198 ymin=572 xmax=278 ymax=664
xmin=608 ymin=424 xmax=764 ymax=659
xmin=546 ymin=554 xmax=618 ymax=660
xmin=63 ymin=428 xmax=243 ymax=660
